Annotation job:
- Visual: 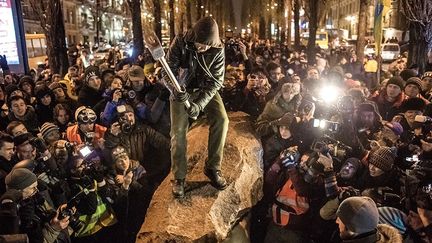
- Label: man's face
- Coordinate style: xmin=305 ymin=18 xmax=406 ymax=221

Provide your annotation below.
xmin=336 ymin=217 xmax=351 ymax=239
xmin=339 ymin=162 xmax=356 ymax=180
xmin=269 ymin=67 xmax=282 ymax=83
xmin=369 ymin=163 xmax=385 ymax=177
xmin=194 ymin=42 xmax=211 ymax=53
xmin=360 ymin=111 xmax=375 ymax=128
xmin=11 ymin=99 xmax=27 ymax=117
xmin=45 ymin=130 xmax=61 ymax=144
xmin=110 ymin=78 xmax=123 ymax=90
xmin=122 ymin=112 xmax=135 ymax=126
xmin=0 ymin=142 xmax=14 ymax=161
xmin=53 ymin=88 xmax=65 ymax=100
xmin=405 ymin=110 xmax=422 ymax=124
xmin=88 ymin=76 xmax=102 ymax=90
xmin=386 ymin=84 xmax=402 ymax=99
xmin=17 ymin=143 xmax=36 ymax=160
xmin=292 ymin=75 xmax=301 ymax=83
xmin=79 ymin=123 xmax=95 ymax=133
xmin=278 ymin=126 xmax=291 ymax=139
xmin=41 ymin=94 xmax=52 ymax=106
xmin=255 ymin=56 xmax=264 ymax=65
xmin=131 ymin=79 xmax=144 ymax=92
xmin=11 ymin=124 xmax=28 ymax=137
xmin=307 ymin=69 xmax=319 ymax=80
xmin=115 ymin=156 xmax=130 ymax=172
xmin=405 ymin=84 xmax=420 ymax=98
xmin=21 ymin=83 xmax=32 ymax=94
xmin=104 ymin=73 xmax=115 ymax=86
xmin=422 ymin=77 xmax=432 ymax=91
xmin=22 ymin=181 xmax=38 ymax=200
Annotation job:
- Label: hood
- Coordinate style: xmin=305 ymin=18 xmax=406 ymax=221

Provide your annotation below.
xmin=376 ymin=224 xmax=403 ymax=243
xmin=184 ymin=17 xmax=223 ymax=48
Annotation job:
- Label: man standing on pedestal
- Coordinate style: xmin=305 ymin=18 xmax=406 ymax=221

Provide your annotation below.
xmin=163 ymin=17 xmax=229 ymax=198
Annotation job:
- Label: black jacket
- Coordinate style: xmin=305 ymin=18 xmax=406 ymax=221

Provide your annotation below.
xmin=163 ymin=18 xmax=225 ymax=111
xmin=78 ymin=85 xmax=103 ymax=109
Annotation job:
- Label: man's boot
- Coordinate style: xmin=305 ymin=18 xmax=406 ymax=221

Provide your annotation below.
xmin=204 ymin=169 xmax=227 ymax=190
xmin=172 ymin=179 xmax=185 ymax=198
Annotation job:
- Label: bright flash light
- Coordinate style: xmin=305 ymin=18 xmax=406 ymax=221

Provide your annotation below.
xmin=319 ymin=120 xmax=326 ymax=129
xmin=319 ymin=86 xmax=340 ymax=103
xmin=127 ymin=48 xmax=133 ymax=56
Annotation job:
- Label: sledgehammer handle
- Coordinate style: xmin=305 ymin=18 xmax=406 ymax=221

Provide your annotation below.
xmin=158 ymin=57 xmax=190 ymax=109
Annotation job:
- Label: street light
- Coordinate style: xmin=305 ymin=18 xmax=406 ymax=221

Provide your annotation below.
xmin=345 ymin=15 xmax=356 ymax=39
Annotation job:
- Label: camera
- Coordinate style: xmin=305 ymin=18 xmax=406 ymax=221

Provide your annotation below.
xmin=30 ymin=137 xmax=49 ymax=160
xmin=120 ymin=88 xmax=136 ymax=100
xmin=118 ymin=115 xmax=132 ymax=133
xmin=313 ymin=119 xmax=340 ymax=133
xmin=303 ymin=152 xmax=324 ymax=183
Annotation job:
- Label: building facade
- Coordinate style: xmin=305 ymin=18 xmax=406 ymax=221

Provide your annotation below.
xmin=21 ymin=0 xmax=132 ymax=45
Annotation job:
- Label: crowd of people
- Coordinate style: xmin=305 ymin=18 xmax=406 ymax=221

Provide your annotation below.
xmin=0 ymin=18 xmax=432 ymax=243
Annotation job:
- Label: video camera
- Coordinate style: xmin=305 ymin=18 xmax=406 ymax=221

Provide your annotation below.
xmin=313 ymin=119 xmax=341 ymax=133
xmin=311 ymin=135 xmax=352 ymax=161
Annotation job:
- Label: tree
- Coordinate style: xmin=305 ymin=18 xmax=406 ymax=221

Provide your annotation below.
xmin=306 ymin=0 xmax=318 ymax=64
xmin=293 ymin=0 xmax=301 ymax=49
xmin=29 ymin=0 xmax=68 ymax=76
xmin=153 ymin=0 xmax=162 ymax=40
xmin=186 ymin=0 xmax=192 ymax=28
xmin=356 ymin=0 xmax=369 ymax=62
xmin=126 ymin=0 xmax=144 ymax=59
xmin=169 ymin=0 xmax=175 ymax=42
xmin=401 ymin=0 xmax=432 ymax=73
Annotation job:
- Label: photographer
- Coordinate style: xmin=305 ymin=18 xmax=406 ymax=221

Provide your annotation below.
xmin=239 ymin=68 xmax=271 ymax=118
xmin=66 ymin=106 xmax=106 ymax=150
xmin=0 ymin=168 xmax=71 ymax=243
xmin=255 ymin=82 xmax=302 ymax=138
xmin=98 ymin=75 xmax=127 ymax=126
xmin=104 ymin=104 xmax=170 ymax=188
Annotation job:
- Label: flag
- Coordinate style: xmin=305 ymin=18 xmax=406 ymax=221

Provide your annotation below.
xmin=373 ymin=0 xmax=391 ymax=56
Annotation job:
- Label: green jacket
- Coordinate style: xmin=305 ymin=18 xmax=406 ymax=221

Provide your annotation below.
xmin=255 ymin=94 xmax=301 ymax=137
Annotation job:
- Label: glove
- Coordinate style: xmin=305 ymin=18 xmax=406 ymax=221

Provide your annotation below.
xmin=0 ymin=55 xmax=8 ymax=70
xmin=272 ymin=113 xmax=294 ymax=127
xmin=317 ymin=153 xmax=334 ymax=172
xmin=90 ymin=169 xmax=105 ymax=183
xmin=174 ymin=90 xmax=190 ymax=103
xmin=279 ymin=146 xmax=300 ymax=169
xmin=338 ymin=187 xmax=360 ymax=201
xmin=0 ymin=189 xmax=22 ymax=203
xmin=186 ymin=102 xmax=200 ymax=118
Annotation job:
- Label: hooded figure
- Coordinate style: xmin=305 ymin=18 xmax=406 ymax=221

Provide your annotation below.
xmin=162 ymin=17 xmax=228 ymax=198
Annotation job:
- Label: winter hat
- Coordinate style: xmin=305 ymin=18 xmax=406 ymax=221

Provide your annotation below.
xmin=386 ymin=76 xmax=405 ymax=90
xmin=5 ymin=84 xmax=19 ymax=97
xmin=128 ymin=65 xmax=145 ymax=82
xmin=18 ymin=76 xmax=34 ymax=89
xmin=111 ymin=146 xmax=128 ymax=162
xmin=117 ymin=104 xmax=134 ymax=115
xmin=48 ymin=82 xmax=63 ymax=91
xmin=405 ymin=77 xmax=422 ymax=90
xmin=336 ymin=196 xmax=379 ymax=234
xmin=358 ymin=101 xmax=378 ymax=113
xmin=422 ymin=71 xmax=432 ymax=80
xmin=40 ymin=122 xmax=59 ymax=140
xmin=185 ymin=17 xmax=223 ymax=48
xmin=400 ymin=97 xmax=426 ymax=112
xmin=378 ymin=206 xmax=408 ymax=234
xmin=34 ymin=84 xmax=52 ymax=100
xmin=385 ymin=121 xmax=403 ymax=136
xmin=75 ymin=106 xmax=97 ymax=124
xmin=400 ymin=69 xmax=417 ymax=82
xmin=5 ymin=168 xmax=37 ymax=190
xmin=13 ymin=132 xmax=32 ymax=147
xmin=368 ymin=146 xmax=395 ymax=172
xmin=281 ymin=82 xmax=300 ymax=96
xmin=84 ymin=65 xmax=100 ymax=84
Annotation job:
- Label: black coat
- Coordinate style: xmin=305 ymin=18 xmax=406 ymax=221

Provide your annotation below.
xmin=78 ymin=85 xmax=103 ymax=109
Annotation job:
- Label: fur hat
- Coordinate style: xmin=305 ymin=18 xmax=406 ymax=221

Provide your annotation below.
xmin=386 ymin=76 xmax=405 ymax=90
xmin=368 ymin=146 xmax=395 ymax=172
xmin=400 ymin=97 xmax=426 ymax=112
xmin=5 ymin=168 xmax=37 ymax=190
xmin=336 ymin=196 xmax=379 ymax=234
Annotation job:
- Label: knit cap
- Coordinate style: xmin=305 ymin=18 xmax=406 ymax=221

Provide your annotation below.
xmin=400 ymin=97 xmax=426 ymax=112
xmin=378 ymin=206 xmax=407 ymax=234
xmin=405 ymin=77 xmax=422 ymax=90
xmin=386 ymin=76 xmax=405 ymax=90
xmin=40 ymin=122 xmax=59 ymax=140
xmin=368 ymin=146 xmax=395 ymax=172
xmin=111 ymin=146 xmax=128 ymax=162
xmin=336 ymin=196 xmax=379 ymax=234
xmin=422 ymin=71 xmax=432 ymax=79
xmin=5 ymin=168 xmax=37 ymax=190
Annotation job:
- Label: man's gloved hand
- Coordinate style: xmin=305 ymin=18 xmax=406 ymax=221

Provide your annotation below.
xmin=186 ymin=102 xmax=200 ymax=118
xmin=271 ymin=113 xmax=294 ymax=126
xmin=317 ymin=153 xmax=334 ymax=172
xmin=158 ymin=87 xmax=171 ymax=101
xmin=0 ymin=55 xmax=9 ymax=70
xmin=0 ymin=189 xmax=22 ymax=203
xmin=174 ymin=90 xmax=190 ymax=103
xmin=279 ymin=146 xmax=300 ymax=169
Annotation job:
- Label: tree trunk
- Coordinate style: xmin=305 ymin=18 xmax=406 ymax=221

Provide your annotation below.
xmin=169 ymin=0 xmax=175 ymax=42
xmin=29 ymin=0 xmax=68 ymax=76
xmin=356 ymin=0 xmax=368 ymax=62
xmin=294 ymin=0 xmax=300 ymax=49
xmin=186 ymin=0 xmax=192 ymax=28
xmin=259 ymin=16 xmax=266 ymax=39
xmin=153 ymin=0 xmax=162 ymax=40
xmin=408 ymin=22 xmax=428 ymax=74
xmin=286 ymin=0 xmax=292 ymax=47
xmin=307 ymin=0 xmax=318 ymax=64
xmin=96 ymin=0 xmax=100 ymax=44
xmin=196 ymin=0 xmax=202 ymax=21
xmin=126 ymin=0 xmax=144 ymax=59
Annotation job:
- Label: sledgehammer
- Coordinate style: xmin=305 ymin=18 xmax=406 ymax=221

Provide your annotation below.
xmin=143 ymin=31 xmax=192 ymax=111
